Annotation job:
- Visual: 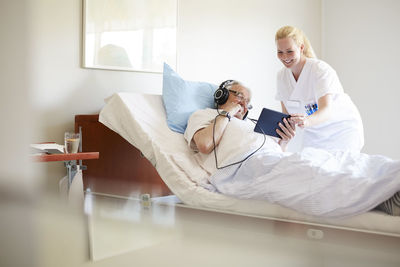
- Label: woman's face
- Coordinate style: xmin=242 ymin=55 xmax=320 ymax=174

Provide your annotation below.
xmin=276 ymin=37 xmax=304 ymax=69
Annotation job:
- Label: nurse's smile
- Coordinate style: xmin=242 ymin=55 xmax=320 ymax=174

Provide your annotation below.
xmin=283 ymin=59 xmax=294 ymax=65
xmin=276 ymin=37 xmax=303 ymax=68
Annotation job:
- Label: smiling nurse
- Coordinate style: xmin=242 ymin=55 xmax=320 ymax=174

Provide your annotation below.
xmin=275 ymin=25 xmax=364 ymax=151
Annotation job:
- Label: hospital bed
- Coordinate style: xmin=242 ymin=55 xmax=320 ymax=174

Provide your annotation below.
xmin=75 ymin=92 xmax=400 ymax=238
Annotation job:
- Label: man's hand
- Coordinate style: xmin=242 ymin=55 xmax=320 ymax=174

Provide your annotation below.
xmin=223 ymin=101 xmax=243 ymax=119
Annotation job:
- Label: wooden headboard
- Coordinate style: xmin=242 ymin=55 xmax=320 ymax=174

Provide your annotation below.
xmin=74 ymin=114 xmax=172 ymax=197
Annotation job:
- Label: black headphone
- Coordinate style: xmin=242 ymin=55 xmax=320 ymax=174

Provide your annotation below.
xmin=214 ymin=80 xmax=250 ymax=119
xmin=214 ymin=80 xmax=234 ymax=106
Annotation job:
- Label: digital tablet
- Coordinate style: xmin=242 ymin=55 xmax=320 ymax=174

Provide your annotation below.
xmin=254 ymin=108 xmax=291 ymax=138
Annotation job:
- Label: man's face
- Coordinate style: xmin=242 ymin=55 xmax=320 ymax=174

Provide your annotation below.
xmin=228 ymin=84 xmax=251 ymax=119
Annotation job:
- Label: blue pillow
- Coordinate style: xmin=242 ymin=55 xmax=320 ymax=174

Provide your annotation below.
xmin=162 ymin=63 xmax=217 ymax=133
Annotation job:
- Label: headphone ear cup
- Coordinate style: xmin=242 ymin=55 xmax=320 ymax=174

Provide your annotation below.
xmin=214 ymin=87 xmax=229 ymax=106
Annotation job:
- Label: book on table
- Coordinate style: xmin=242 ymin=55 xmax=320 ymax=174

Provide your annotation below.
xmin=30 ymin=143 xmax=65 ymax=155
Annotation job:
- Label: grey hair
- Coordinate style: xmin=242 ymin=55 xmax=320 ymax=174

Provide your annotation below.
xmin=227 ymin=80 xmax=252 ymax=100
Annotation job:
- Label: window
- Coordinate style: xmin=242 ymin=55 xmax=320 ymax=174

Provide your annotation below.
xmin=83 ymin=0 xmax=177 ymax=73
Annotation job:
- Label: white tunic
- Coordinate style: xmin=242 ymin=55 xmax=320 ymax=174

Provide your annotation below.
xmin=275 ymin=58 xmax=364 ymax=152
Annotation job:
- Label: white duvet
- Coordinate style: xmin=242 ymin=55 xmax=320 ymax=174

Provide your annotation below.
xmin=99 ymin=92 xmax=400 ymax=236
xmin=210 ymin=147 xmax=400 ymax=218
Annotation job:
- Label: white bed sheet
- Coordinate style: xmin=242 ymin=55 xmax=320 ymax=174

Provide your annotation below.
xmin=99 ymin=92 xmax=400 ymax=236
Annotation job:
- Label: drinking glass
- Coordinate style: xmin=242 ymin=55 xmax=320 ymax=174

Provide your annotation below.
xmin=64 ymin=132 xmax=80 ymax=153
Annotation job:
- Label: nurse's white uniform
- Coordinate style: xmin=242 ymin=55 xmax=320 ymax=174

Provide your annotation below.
xmin=276 ymin=58 xmax=364 ymax=151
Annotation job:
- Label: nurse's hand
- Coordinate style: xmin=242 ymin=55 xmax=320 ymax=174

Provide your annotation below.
xmin=290 ymin=114 xmax=308 ymax=128
xmin=276 ymin=117 xmax=296 ymax=143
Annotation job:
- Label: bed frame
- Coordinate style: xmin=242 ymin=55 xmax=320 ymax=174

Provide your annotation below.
xmin=75 ymin=112 xmax=400 ymax=240
xmin=74 ymin=114 xmax=172 ymax=197
xmin=75 ymin=113 xmax=400 ymax=264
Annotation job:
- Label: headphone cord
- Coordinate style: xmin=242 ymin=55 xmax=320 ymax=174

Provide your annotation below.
xmin=212 ymin=110 xmax=266 ymax=170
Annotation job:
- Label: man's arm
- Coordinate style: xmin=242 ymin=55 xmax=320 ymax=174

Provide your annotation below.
xmin=193 ymin=115 xmax=230 ymax=154
xmin=193 ymin=102 xmax=242 ymax=154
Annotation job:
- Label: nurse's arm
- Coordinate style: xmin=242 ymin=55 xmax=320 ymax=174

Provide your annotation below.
xmin=281 ymin=102 xmax=289 ymax=114
xmin=291 ymin=94 xmax=333 ymax=128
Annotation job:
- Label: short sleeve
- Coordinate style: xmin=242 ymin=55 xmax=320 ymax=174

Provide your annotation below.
xmin=184 ymin=109 xmax=215 ymax=150
xmin=313 ymin=60 xmax=344 ymax=100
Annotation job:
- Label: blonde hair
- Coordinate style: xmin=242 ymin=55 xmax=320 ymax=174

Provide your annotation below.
xmin=275 ymin=25 xmax=316 ymax=58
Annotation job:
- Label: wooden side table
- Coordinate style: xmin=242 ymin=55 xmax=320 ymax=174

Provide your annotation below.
xmin=32 ymin=152 xmax=99 ymax=190
xmin=32 ymin=152 xmax=99 ymax=162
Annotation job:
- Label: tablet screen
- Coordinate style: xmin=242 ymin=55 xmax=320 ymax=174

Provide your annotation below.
xmin=254 ymin=108 xmax=291 ymax=138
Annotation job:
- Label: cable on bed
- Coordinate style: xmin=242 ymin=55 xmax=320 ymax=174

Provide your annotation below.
xmin=212 ymin=111 xmax=266 ymax=169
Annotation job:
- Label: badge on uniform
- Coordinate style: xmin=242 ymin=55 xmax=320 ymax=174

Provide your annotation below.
xmin=305 ymin=103 xmax=318 ymax=115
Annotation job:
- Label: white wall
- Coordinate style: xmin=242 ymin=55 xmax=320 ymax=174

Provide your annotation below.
xmin=322 ymin=0 xmax=400 ymax=158
xmin=26 ymin=0 xmax=321 ymax=191
xmin=0 ymin=1 xmax=33 ymax=192
xmin=178 ymin=0 xmax=321 ymax=116
xmin=0 ymin=1 xmax=37 ymax=266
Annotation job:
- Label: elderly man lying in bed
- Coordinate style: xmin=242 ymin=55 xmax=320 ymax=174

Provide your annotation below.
xmin=183 ymin=80 xmax=400 ymax=218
